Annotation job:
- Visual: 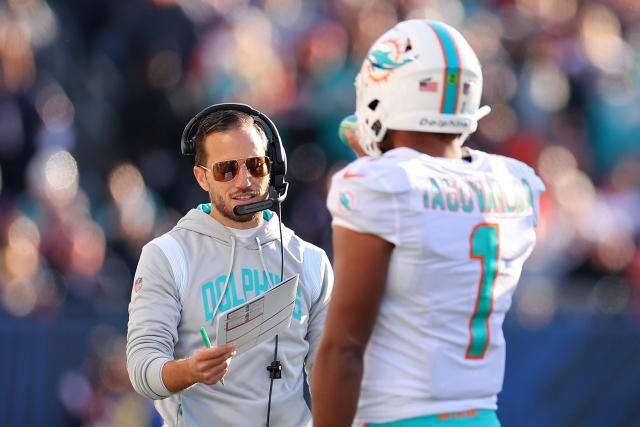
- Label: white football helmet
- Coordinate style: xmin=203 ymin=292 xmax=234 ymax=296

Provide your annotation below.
xmin=354 ymin=19 xmax=491 ymax=157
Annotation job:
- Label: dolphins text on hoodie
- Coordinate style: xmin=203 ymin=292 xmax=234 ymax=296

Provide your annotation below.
xmin=126 ymin=208 xmax=333 ymax=427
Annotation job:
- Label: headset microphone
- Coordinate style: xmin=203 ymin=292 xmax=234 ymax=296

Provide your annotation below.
xmin=233 ymin=192 xmax=288 ymax=216
xmin=180 ymin=102 xmax=289 ymax=217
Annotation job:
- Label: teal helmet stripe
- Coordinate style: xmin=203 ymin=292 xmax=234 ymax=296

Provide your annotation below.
xmin=425 ymin=20 xmax=461 ymax=114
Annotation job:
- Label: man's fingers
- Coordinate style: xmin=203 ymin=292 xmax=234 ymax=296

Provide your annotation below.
xmin=197 ymin=344 xmax=236 ymax=360
xmin=196 ymin=356 xmax=232 ymax=373
xmin=191 ymin=351 xmax=233 ymax=384
xmin=201 ymin=367 xmax=229 ymax=385
xmin=345 ymin=130 xmax=367 ymax=158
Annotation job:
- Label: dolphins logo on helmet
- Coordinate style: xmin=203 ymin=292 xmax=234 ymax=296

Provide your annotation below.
xmin=366 ymin=38 xmax=418 ymax=83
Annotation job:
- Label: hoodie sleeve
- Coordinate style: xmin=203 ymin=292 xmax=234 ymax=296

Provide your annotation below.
xmin=126 ymin=241 xmax=181 ymax=400
xmin=302 ymin=247 xmax=334 ymax=385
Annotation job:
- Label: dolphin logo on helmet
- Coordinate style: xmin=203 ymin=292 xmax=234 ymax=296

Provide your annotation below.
xmin=366 ymin=38 xmax=418 ymax=83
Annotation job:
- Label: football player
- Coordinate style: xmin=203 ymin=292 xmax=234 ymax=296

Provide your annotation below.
xmin=312 ymin=19 xmax=545 ymax=427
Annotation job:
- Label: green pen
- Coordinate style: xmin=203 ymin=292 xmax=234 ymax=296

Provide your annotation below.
xmin=200 ymin=326 xmax=224 ymax=386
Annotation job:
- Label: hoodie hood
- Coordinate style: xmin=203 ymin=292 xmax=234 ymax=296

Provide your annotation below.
xmin=174 ymin=204 xmax=292 ymax=249
xmin=172 ymin=204 xmax=295 ymax=321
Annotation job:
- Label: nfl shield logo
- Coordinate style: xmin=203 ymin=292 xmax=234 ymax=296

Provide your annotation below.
xmin=134 ymin=277 xmax=143 ymax=293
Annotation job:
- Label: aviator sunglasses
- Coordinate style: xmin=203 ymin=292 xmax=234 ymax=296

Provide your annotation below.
xmin=199 ymin=156 xmax=272 ymax=182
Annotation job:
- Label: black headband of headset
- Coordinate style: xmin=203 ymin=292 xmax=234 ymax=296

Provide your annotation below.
xmin=180 ymin=102 xmax=288 ymax=215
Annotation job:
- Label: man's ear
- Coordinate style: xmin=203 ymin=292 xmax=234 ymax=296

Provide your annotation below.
xmin=193 ymin=166 xmax=209 ymax=192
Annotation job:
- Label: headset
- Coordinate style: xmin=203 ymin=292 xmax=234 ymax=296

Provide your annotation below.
xmin=180 ymin=102 xmax=289 ymax=216
xmin=181 ymin=102 xmax=288 ymax=427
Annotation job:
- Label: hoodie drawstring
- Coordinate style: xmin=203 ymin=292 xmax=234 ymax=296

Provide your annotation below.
xmin=256 ymin=236 xmax=275 ymax=288
xmin=257 ymin=235 xmax=313 ymax=306
xmin=210 ymin=235 xmax=236 ymax=321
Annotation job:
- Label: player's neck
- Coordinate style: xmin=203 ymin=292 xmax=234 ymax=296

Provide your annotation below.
xmin=389 ymin=130 xmax=463 ymax=159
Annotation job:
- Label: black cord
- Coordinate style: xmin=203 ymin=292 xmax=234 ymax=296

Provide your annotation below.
xmin=266 ymin=202 xmax=285 ymax=427
xmin=278 ymin=201 xmax=284 ymax=279
xmin=266 ymin=335 xmax=280 ymax=427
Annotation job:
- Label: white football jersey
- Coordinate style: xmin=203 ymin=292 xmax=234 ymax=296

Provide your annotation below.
xmin=327 ymin=147 xmax=545 ymax=425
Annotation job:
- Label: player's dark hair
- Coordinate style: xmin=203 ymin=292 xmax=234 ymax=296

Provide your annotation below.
xmin=194 ymin=110 xmax=268 ymax=167
xmin=379 ymin=131 xmax=394 ymax=154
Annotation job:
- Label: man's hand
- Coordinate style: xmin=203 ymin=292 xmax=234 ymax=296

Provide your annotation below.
xmin=188 ymin=344 xmax=236 ymax=385
xmin=345 ymin=130 xmax=367 ymax=158
xmin=162 ymin=343 xmax=236 ymax=392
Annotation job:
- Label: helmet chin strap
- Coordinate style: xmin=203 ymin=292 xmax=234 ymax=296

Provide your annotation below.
xmin=459 ymin=105 xmax=492 ymax=146
xmin=476 ymin=105 xmax=492 ymax=121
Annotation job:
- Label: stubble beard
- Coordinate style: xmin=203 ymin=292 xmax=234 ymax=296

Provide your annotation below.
xmin=209 ymin=188 xmax=269 ymax=223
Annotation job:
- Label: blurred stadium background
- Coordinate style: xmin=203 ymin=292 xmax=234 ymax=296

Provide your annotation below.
xmin=0 ymin=0 xmax=639 ymax=426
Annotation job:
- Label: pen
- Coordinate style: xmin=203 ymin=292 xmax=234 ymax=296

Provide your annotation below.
xmin=200 ymin=326 xmax=224 ymax=386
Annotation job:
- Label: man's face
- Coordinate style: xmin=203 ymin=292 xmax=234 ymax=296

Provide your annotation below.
xmin=194 ymin=126 xmax=270 ymax=229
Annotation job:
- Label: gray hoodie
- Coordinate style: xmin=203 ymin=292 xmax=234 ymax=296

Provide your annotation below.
xmin=126 ymin=207 xmax=333 ymax=426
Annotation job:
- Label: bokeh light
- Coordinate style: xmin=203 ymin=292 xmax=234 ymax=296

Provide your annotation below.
xmin=482 ymin=62 xmax=518 ymax=103
xmin=0 ymin=9 xmax=36 ymax=92
xmin=9 ymin=0 xmax=58 ymax=49
xmin=36 ymin=82 xmax=75 ymax=132
xmin=147 ymin=50 xmax=182 ymax=90
xmin=516 ymin=277 xmax=557 ymax=329
xmin=580 ymin=3 xmax=627 ymax=74
xmin=516 ymin=0 xmax=578 ymax=25
xmin=302 ymin=21 xmax=349 ymax=77
xmin=4 ymin=215 xmax=40 ymax=281
xmin=355 ymin=0 xmax=398 ymax=56
xmin=69 ymin=220 xmax=107 ymax=277
xmin=537 ymin=145 xmax=578 ymax=183
xmin=595 ymin=233 xmax=636 ymax=272
xmin=109 ymin=163 xmax=146 ymax=207
xmin=553 ymin=169 xmax=596 ymax=217
xmin=477 ymin=103 xmax=518 ymax=143
xmin=527 ymin=58 xmax=571 ymax=112
xmin=120 ymin=190 xmax=156 ymax=242
xmin=592 ymin=277 xmax=630 ymax=315
xmin=264 ymin=0 xmax=304 ymax=28
xmin=58 ymin=370 xmax=93 ymax=417
xmin=43 ymin=150 xmax=79 ymax=205
xmin=406 ymin=0 xmax=465 ymax=28
xmin=2 ymin=279 xmax=38 ymax=317
xmin=463 ymin=12 xmax=503 ymax=62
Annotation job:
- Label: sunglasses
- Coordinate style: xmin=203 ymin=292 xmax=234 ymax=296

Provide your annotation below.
xmin=199 ymin=156 xmax=272 ymax=182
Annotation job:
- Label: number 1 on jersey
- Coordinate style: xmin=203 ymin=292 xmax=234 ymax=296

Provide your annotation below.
xmin=466 ymin=223 xmax=499 ymax=359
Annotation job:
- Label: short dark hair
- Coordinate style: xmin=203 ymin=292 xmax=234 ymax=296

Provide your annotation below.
xmin=194 ymin=110 xmax=268 ymax=167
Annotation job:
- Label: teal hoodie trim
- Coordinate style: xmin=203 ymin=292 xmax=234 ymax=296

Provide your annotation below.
xmin=195 ymin=203 xmax=274 ymax=221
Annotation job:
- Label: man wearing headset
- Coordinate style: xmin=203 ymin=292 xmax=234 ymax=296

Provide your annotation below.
xmin=126 ymin=106 xmax=333 ymax=426
xmin=312 ymin=20 xmax=545 ymax=427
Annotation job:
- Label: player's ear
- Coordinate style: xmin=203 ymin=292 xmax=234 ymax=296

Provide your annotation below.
xmin=193 ymin=166 xmax=209 ymax=192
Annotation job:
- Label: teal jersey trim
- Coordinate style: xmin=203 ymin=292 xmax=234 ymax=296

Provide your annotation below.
xmin=195 ymin=203 xmax=211 ymax=214
xmin=367 ymin=409 xmax=500 ymax=427
xmin=425 ymin=20 xmax=461 ymax=114
xmin=195 ymin=203 xmax=274 ymax=221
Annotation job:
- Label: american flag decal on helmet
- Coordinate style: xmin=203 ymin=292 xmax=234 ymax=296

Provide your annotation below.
xmin=419 ymin=78 xmax=438 ymax=92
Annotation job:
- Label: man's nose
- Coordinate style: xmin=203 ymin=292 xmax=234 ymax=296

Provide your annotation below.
xmin=234 ymin=164 xmax=252 ymax=187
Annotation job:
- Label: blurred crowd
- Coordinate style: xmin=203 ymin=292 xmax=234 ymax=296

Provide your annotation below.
xmin=0 ymin=0 xmax=639 ymax=425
